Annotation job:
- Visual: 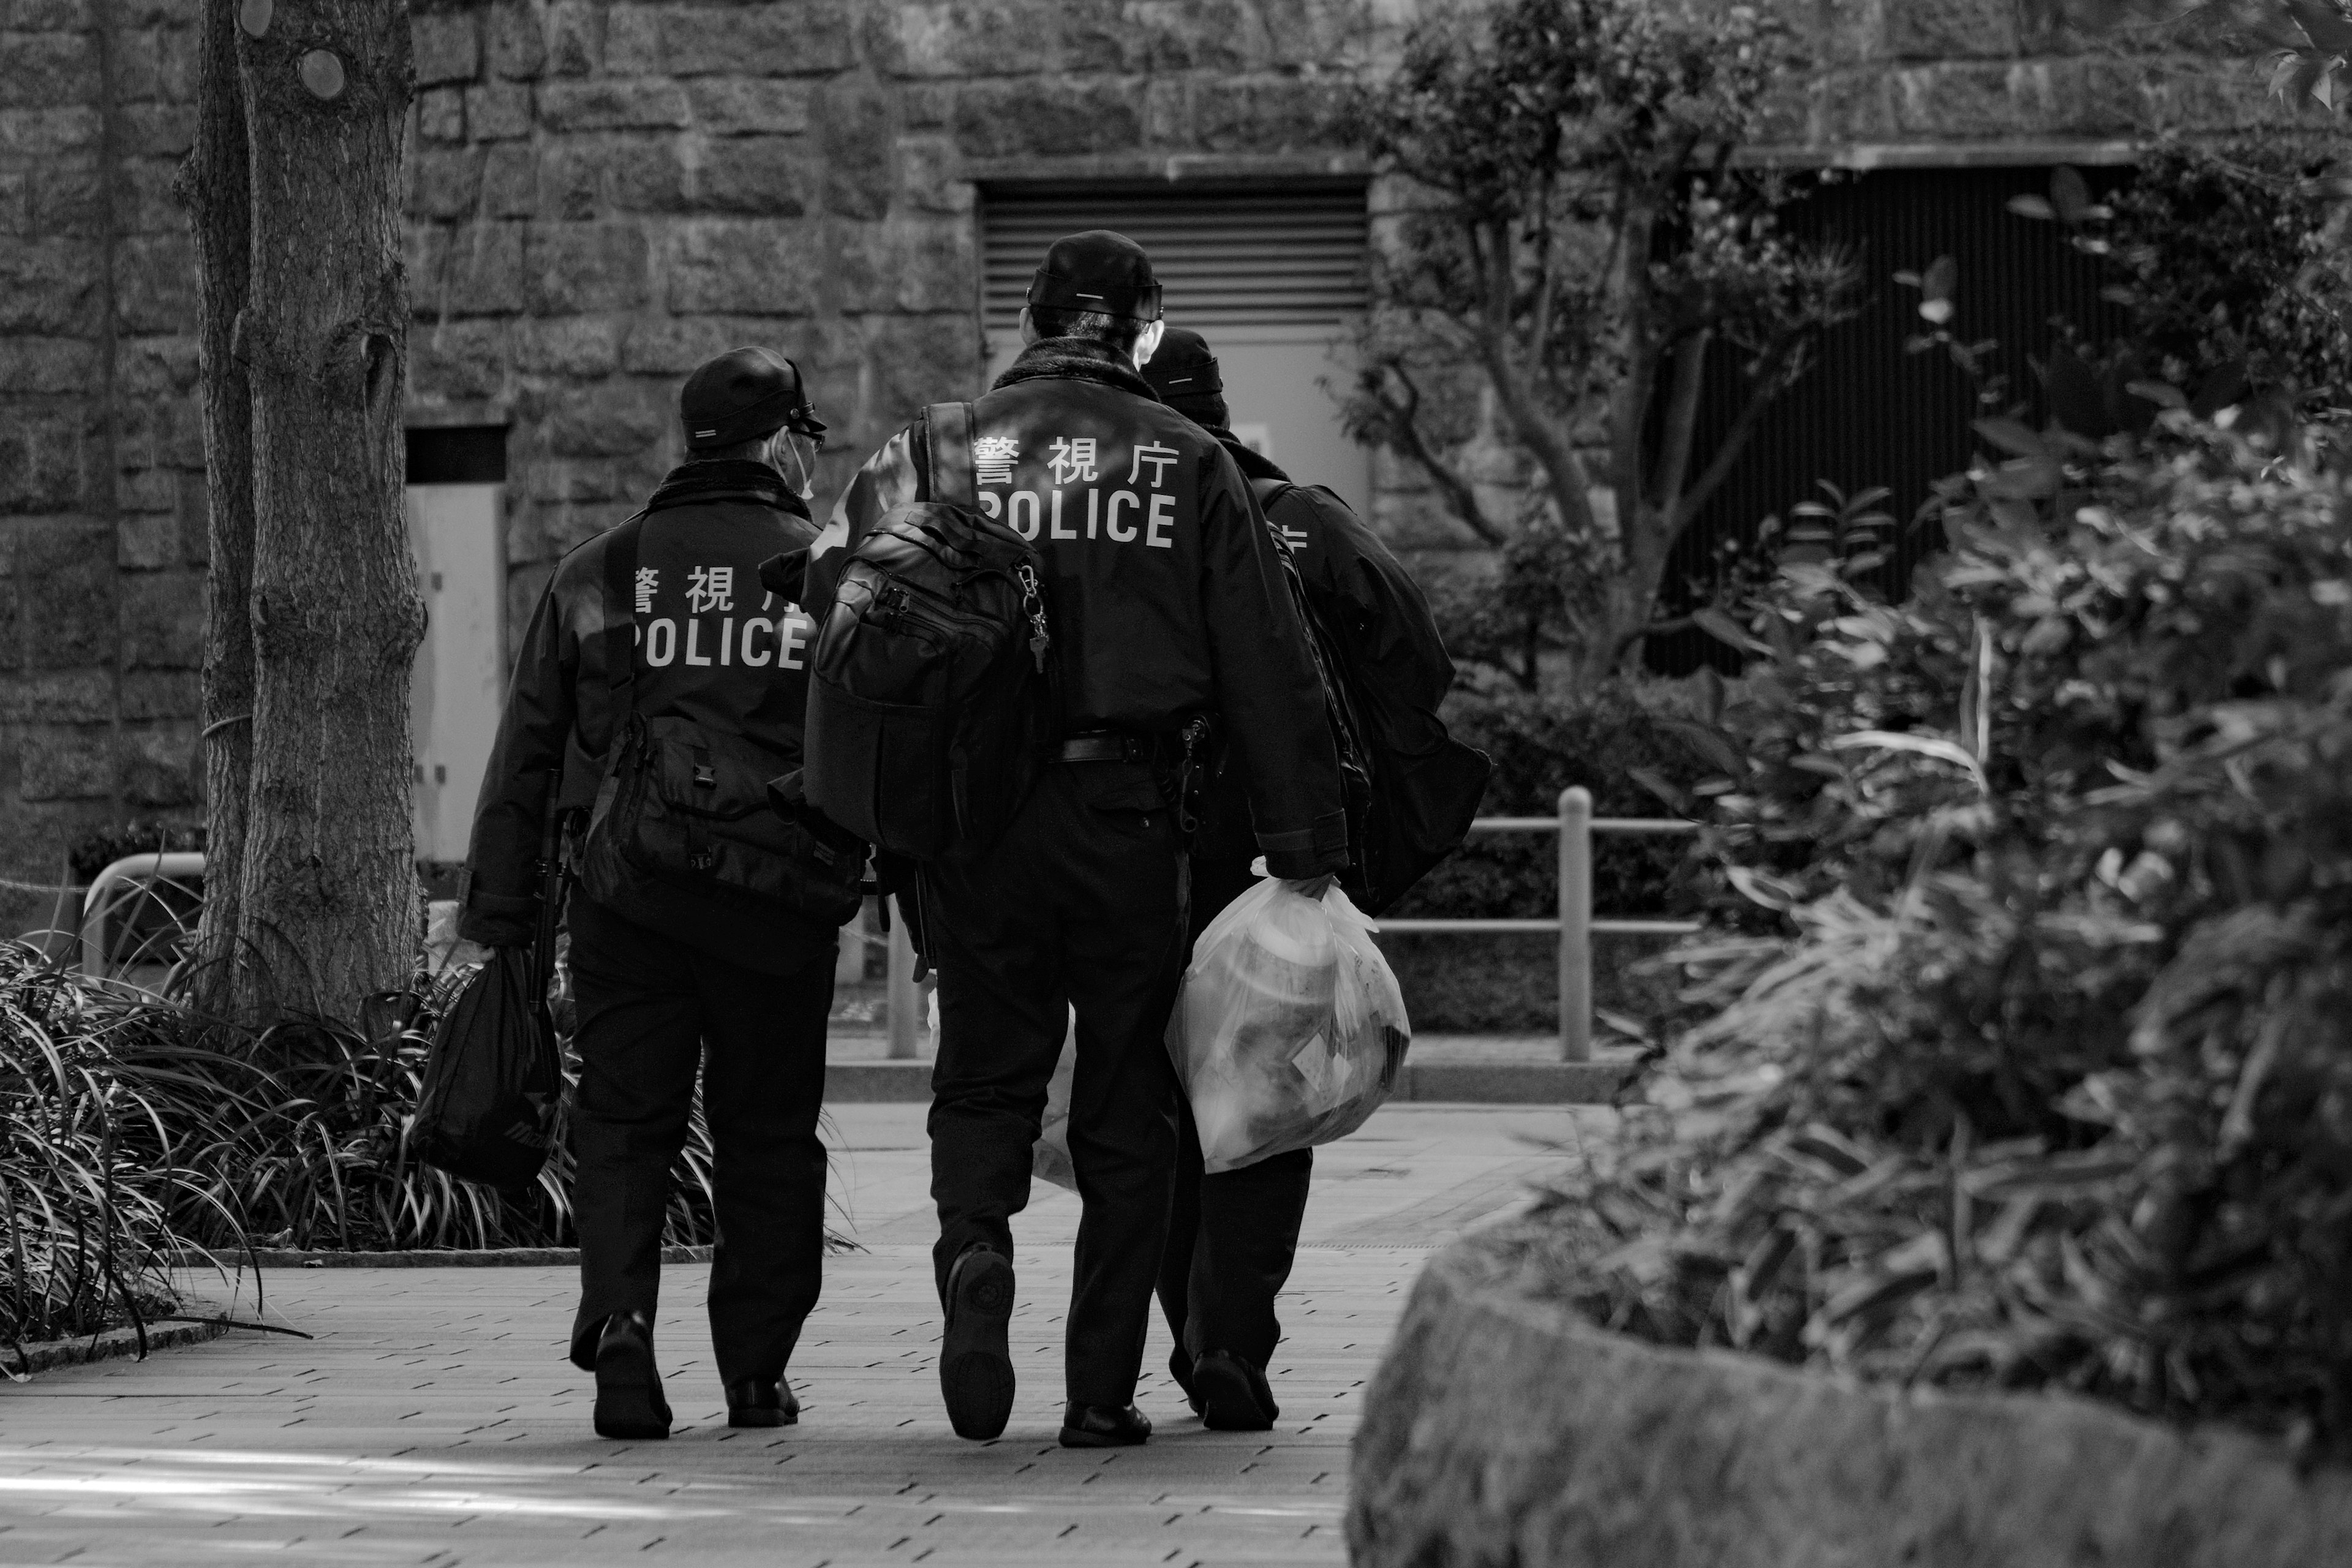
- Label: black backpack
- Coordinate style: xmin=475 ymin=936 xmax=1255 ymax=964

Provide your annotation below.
xmin=804 ymin=402 xmax=1058 ymax=861
xmin=1251 ymin=477 xmax=1493 ymax=916
xmin=574 ymin=514 xmax=868 ymax=929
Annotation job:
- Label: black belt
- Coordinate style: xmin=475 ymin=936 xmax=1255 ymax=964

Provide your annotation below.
xmin=1060 ymin=731 xmax=1147 ymax=764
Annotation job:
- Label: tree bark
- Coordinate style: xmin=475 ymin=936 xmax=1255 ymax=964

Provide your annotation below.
xmin=225 ymin=0 xmax=421 ymax=1018
xmin=182 ymin=0 xmax=255 ymax=1016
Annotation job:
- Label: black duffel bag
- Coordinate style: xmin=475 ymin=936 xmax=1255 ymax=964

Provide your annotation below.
xmin=412 ymin=774 xmax=565 ymax=1191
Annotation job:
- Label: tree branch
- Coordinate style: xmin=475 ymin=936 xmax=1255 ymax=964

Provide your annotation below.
xmin=1381 ymin=359 xmax=1507 ymax=547
xmin=1671 ymin=328 xmax=1806 ymax=532
xmin=1650 ymin=325 xmax=1713 ymax=519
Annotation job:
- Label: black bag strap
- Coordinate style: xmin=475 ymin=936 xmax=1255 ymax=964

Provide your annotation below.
xmin=600 ymin=511 xmax=649 ymax=716
xmin=1248 ymin=475 xmax=1296 ymax=513
xmin=922 ymin=401 xmax=978 ymax=512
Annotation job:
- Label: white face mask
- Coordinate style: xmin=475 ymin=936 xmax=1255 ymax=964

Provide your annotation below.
xmin=772 ymin=432 xmax=817 ymax=502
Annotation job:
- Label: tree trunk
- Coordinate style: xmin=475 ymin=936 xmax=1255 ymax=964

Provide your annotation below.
xmin=224 ymin=0 xmax=421 ymax=1018
xmin=183 ymin=0 xmax=255 ymax=1016
xmin=1597 ymin=505 xmax=1677 ymax=677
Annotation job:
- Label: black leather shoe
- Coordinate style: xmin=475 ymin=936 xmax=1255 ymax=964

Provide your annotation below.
xmin=1058 ymin=1402 xmax=1151 ymax=1448
xmin=726 ymin=1379 xmax=799 ymax=1428
xmin=939 ymin=1245 xmax=1015 ymax=1440
xmin=1169 ymin=1347 xmax=1202 ymax=1415
xmin=592 ymin=1311 xmax=671 ymax=1441
xmin=1191 ymin=1349 xmax=1278 ymax=1431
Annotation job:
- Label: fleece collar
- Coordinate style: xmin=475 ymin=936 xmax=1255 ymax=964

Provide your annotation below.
xmin=992 ymin=336 xmax=1162 ymax=401
xmin=643 ymin=458 xmax=810 ymax=520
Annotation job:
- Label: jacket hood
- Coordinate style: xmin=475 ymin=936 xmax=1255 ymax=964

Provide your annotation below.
xmin=992 ymin=336 xmax=1162 ymax=402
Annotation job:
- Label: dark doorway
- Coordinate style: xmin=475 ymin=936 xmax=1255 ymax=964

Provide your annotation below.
xmin=1645 ymin=164 xmax=2131 ymax=676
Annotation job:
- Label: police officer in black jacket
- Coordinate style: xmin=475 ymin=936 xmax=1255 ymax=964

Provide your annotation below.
xmin=821 ymin=233 xmax=1350 ymax=1449
xmin=459 ymin=349 xmax=848 ymax=1441
xmin=1141 ymin=327 xmax=1461 ymax=1431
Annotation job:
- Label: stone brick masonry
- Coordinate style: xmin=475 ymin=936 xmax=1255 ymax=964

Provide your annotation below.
xmin=0 ymin=0 xmax=2279 ymax=929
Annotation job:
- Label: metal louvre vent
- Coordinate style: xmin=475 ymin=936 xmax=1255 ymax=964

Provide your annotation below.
xmin=982 ymin=181 xmax=1370 ymax=334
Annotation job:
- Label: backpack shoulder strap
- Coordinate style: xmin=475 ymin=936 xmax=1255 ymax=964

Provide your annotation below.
xmin=599 ymin=511 xmax=647 ymax=714
xmin=922 ymin=402 xmax=978 ymax=513
xmin=1248 ymin=475 xmax=1296 ymax=512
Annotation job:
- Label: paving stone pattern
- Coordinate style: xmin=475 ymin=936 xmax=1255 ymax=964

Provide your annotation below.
xmin=0 ymin=1102 xmax=1608 ymax=1566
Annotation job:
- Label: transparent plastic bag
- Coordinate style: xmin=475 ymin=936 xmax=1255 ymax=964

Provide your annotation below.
xmin=1031 ymin=1008 xmax=1080 ymax=1191
xmin=1166 ymin=875 xmax=1412 ymax=1174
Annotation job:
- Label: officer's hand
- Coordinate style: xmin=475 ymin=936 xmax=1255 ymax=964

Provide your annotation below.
xmin=1281 ymin=875 xmax=1336 ymax=900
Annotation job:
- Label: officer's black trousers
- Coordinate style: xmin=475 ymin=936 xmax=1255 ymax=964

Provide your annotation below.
xmin=565 ymin=897 xmax=835 ymax=1389
xmin=921 ymin=761 xmax=1188 ymax=1409
xmin=1156 ymin=855 xmax=1316 ymax=1378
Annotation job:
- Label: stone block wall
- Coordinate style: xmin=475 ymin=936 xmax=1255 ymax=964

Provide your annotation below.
xmin=399 ymin=0 xmax=1382 ymax=655
xmin=0 ymin=0 xmax=2285 ymax=930
xmin=0 ymin=0 xmax=203 ymax=933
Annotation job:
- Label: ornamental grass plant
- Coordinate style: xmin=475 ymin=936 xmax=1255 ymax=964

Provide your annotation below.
xmin=1 ymin=935 xmax=732 ymax=1358
xmin=1517 ymin=413 xmax=2352 ymax=1456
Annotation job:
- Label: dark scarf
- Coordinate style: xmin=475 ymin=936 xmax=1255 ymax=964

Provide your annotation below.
xmin=991 ymin=336 xmax=1162 ymax=401
xmin=643 ymin=458 xmax=810 ymax=519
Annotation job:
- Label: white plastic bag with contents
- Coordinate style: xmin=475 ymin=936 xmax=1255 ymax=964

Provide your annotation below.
xmin=1031 ymin=1008 xmax=1081 ymax=1191
xmin=1166 ymin=873 xmax=1411 ymax=1173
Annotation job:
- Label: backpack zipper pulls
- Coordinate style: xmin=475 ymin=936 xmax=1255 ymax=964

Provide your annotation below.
xmin=1016 ymin=563 xmax=1050 ymax=673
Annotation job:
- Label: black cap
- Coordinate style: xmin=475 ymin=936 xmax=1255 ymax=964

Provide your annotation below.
xmin=1140 ymin=326 xmax=1222 ymax=399
xmin=1142 ymin=326 xmax=1227 ymax=426
xmin=680 ymin=347 xmax=826 ymax=452
xmin=1025 ymin=230 xmax=1163 ymax=322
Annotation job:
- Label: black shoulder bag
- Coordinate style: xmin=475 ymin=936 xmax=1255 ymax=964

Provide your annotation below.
xmin=574 ymin=515 xmax=867 ymax=930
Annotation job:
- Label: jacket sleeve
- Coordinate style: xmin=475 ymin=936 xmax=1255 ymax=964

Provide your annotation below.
xmin=808 ymin=425 xmax=919 ymax=612
xmin=457 ymin=574 xmax=579 ymax=947
xmin=1199 ymin=447 xmax=1351 ymax=879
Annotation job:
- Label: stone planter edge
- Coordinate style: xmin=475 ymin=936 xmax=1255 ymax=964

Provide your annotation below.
xmin=1347 ymin=1231 xmax=2352 ymax=1568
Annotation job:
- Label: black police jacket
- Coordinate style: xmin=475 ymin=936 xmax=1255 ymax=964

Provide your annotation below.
xmin=1192 ymin=434 xmax=1474 ymax=889
xmin=818 ymin=337 xmax=1349 ymax=880
xmin=458 ymin=459 xmax=835 ymax=974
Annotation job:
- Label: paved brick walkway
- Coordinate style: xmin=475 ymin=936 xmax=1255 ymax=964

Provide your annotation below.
xmin=0 ymin=1103 xmax=1605 ymax=1567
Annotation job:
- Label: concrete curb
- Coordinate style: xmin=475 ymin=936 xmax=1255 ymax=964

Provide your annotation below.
xmin=1349 ymin=1232 xmax=2352 ymax=1567
xmin=828 ymin=1058 xmax=1636 ymax=1104
xmin=8 ymin=1312 xmax=229 ymax=1378
xmin=170 ymin=1245 xmax=715 ymax=1270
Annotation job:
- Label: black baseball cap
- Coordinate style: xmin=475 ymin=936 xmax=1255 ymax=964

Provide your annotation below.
xmin=680 ymin=347 xmax=826 ymax=452
xmin=1140 ymin=326 xmax=1222 ymax=401
xmin=1026 ymin=230 xmax=1163 ymax=322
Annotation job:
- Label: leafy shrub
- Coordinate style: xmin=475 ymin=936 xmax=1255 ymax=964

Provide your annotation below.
xmin=0 ymin=944 xmax=258 ymax=1354
xmin=2030 ymin=138 xmax=2352 ymax=399
xmin=1537 ymin=415 xmax=2352 ymax=1454
xmin=1398 ymin=677 xmax=1719 ymax=923
xmin=0 ymin=938 xmax=743 ymax=1351
xmin=1379 ymin=678 xmax=1718 ymax=1034
xmin=67 ymin=822 xmax=207 ymax=887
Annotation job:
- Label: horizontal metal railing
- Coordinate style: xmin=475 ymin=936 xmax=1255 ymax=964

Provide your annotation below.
xmin=80 ymin=851 xmax=206 ymax=979
xmin=1373 ymin=788 xmax=1700 ymax=1062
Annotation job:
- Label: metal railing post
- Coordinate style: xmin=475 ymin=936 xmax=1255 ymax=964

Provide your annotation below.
xmin=1558 ymin=786 xmax=1593 ymax=1062
xmin=886 ymin=896 xmax=922 ymax=1060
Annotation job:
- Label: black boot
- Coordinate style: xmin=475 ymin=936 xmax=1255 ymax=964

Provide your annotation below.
xmin=726 ymin=1379 xmax=799 ymax=1429
xmin=1169 ymin=1346 xmax=1202 ymax=1415
xmin=1058 ymin=1402 xmax=1151 ymax=1448
xmin=939 ymin=1245 xmax=1015 ymax=1440
xmin=592 ymin=1311 xmax=671 ymax=1441
xmin=1191 ymin=1348 xmax=1278 ymax=1431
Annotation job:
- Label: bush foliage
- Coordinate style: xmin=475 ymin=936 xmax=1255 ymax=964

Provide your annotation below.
xmin=0 ymin=946 xmax=733 ymax=1355
xmin=1538 ymin=412 xmax=2352 ymax=1453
